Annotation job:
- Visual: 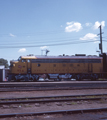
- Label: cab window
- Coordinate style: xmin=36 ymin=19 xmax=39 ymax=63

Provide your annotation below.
xmin=18 ymin=56 xmax=21 ymax=61
xmin=21 ymin=59 xmax=26 ymax=62
xmin=27 ymin=59 xmax=30 ymax=62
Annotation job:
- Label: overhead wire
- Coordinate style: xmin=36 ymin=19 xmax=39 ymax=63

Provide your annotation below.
xmin=0 ymin=33 xmax=100 ymax=44
xmin=0 ymin=28 xmax=92 ymax=37
xmin=0 ymin=29 xmax=106 ymax=48
xmin=0 ymin=38 xmax=84 ymax=45
xmin=0 ymin=39 xmax=102 ymax=49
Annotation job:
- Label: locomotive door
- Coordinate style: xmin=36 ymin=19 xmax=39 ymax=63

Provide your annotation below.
xmin=27 ymin=59 xmax=31 ymax=74
xmin=53 ymin=64 xmax=56 ymax=73
xmin=88 ymin=63 xmax=93 ymax=73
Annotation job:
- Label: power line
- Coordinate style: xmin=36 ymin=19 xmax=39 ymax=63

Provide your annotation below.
xmin=0 ymin=39 xmax=87 ymax=45
xmin=0 ymin=28 xmax=93 ymax=37
xmin=0 ymin=33 xmax=87 ymax=40
xmin=0 ymin=40 xmax=101 ymax=49
xmin=0 ymin=33 xmax=101 ymax=44
xmin=0 ymin=38 xmax=82 ymax=45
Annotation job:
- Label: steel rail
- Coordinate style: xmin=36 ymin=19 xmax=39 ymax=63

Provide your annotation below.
xmin=0 ymin=93 xmax=107 ymax=101
xmin=1 ymin=82 xmax=107 ymax=87
xmin=0 ymin=87 xmax=71 ymax=92
xmin=0 ymin=97 xmax=106 ymax=105
xmin=0 ymin=107 xmax=107 ymax=118
xmin=1 ymin=87 xmax=107 ymax=92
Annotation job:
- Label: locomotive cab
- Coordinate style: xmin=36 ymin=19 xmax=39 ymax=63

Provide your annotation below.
xmin=8 ymin=56 xmax=33 ymax=81
xmin=9 ymin=56 xmax=26 ymax=81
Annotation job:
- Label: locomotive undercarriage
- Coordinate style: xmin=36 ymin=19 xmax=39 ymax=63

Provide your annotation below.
xmin=8 ymin=74 xmax=39 ymax=82
xmin=8 ymin=73 xmax=106 ymax=82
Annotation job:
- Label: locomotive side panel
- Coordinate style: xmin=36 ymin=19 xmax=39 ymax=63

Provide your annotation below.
xmin=53 ymin=63 xmax=59 ymax=74
xmin=31 ymin=58 xmax=103 ymax=74
xmin=92 ymin=63 xmax=103 ymax=73
xmin=31 ymin=63 xmax=51 ymax=74
xmin=31 ymin=59 xmax=52 ymax=74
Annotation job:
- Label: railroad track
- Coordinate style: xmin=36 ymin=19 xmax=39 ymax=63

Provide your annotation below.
xmin=0 ymin=93 xmax=107 ymax=102
xmin=1 ymin=97 xmax=103 ymax=105
xmin=0 ymin=107 xmax=107 ymax=118
xmin=1 ymin=93 xmax=107 ymax=119
xmin=1 ymin=82 xmax=107 ymax=92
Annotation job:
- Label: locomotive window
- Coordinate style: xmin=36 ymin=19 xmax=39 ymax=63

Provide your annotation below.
xmin=21 ymin=59 xmax=26 ymax=62
xmin=53 ymin=64 xmax=56 ymax=67
xmin=18 ymin=56 xmax=21 ymax=61
xmin=27 ymin=59 xmax=30 ymax=62
xmin=37 ymin=64 xmax=40 ymax=67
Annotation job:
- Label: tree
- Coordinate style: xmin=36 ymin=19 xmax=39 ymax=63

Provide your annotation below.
xmin=0 ymin=58 xmax=9 ymax=68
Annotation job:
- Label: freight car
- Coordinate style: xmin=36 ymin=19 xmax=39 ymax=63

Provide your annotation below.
xmin=8 ymin=53 xmax=107 ymax=81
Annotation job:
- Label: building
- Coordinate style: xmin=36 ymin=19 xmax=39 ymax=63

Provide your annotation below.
xmin=0 ymin=65 xmax=5 ymax=82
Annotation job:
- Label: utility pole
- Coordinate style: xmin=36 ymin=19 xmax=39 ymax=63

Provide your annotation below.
xmin=99 ymin=25 xmax=103 ymax=54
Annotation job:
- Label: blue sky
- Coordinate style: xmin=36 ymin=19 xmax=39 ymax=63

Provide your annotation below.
xmin=0 ymin=0 xmax=107 ymax=64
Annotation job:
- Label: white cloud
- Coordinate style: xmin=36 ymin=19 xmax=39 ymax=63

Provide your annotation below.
xmin=9 ymin=33 xmax=16 ymax=37
xmin=80 ymin=33 xmax=98 ymax=40
xmin=101 ymin=21 xmax=105 ymax=28
xmin=40 ymin=46 xmax=48 ymax=50
xmin=65 ymin=22 xmax=82 ymax=32
xmin=18 ymin=48 xmax=26 ymax=53
xmin=93 ymin=21 xmax=105 ymax=29
xmin=85 ymin=23 xmax=92 ymax=27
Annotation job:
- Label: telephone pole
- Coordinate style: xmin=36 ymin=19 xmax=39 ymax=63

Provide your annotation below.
xmin=99 ymin=25 xmax=103 ymax=54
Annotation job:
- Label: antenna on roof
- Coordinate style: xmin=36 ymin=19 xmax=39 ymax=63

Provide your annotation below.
xmin=41 ymin=49 xmax=50 ymax=56
xmin=46 ymin=49 xmax=50 ymax=56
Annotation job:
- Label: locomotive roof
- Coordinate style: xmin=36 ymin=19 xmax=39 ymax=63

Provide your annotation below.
xmin=21 ymin=55 xmax=102 ymax=59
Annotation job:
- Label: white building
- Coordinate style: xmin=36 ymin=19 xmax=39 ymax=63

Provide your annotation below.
xmin=0 ymin=65 xmax=5 ymax=82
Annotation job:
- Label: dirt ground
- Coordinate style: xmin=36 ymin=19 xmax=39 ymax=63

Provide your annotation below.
xmin=1 ymin=89 xmax=107 ymax=98
xmin=1 ymin=89 xmax=107 ymax=120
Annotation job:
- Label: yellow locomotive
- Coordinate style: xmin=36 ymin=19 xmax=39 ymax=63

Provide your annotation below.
xmin=8 ymin=53 xmax=107 ymax=81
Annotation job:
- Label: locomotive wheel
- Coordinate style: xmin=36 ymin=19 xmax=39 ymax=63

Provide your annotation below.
xmin=54 ymin=79 xmax=57 ymax=81
xmin=76 ymin=75 xmax=81 ymax=81
xmin=33 ymin=79 xmax=37 ymax=82
xmin=25 ymin=77 xmax=29 ymax=82
xmin=33 ymin=76 xmax=39 ymax=82
xmin=91 ymin=77 xmax=96 ymax=81
xmin=76 ymin=78 xmax=81 ymax=81
xmin=8 ymin=75 xmax=12 ymax=82
xmin=59 ymin=79 xmax=61 ymax=81
xmin=54 ymin=79 xmax=61 ymax=81
xmin=16 ymin=79 xmax=20 ymax=82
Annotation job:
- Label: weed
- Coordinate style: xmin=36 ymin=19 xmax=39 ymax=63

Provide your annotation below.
xmin=71 ymin=102 xmax=77 ymax=105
